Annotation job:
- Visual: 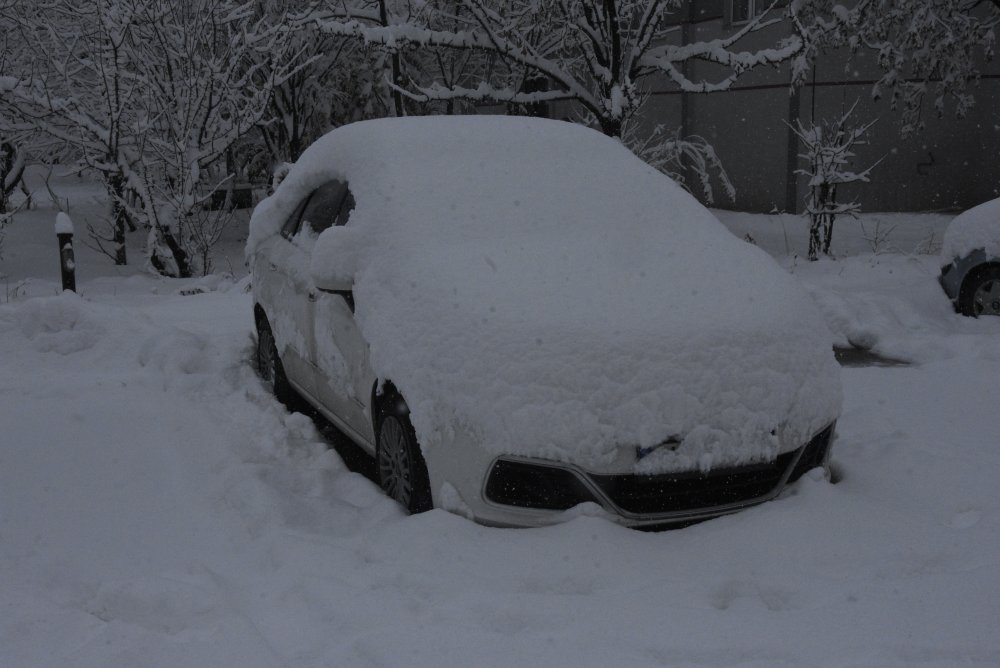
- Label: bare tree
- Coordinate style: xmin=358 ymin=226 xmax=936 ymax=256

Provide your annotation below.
xmin=305 ymin=0 xmax=807 ymax=137
xmin=255 ymin=30 xmax=393 ymax=166
xmin=0 ymin=0 xmax=150 ymax=266
xmin=1 ymin=0 xmax=297 ymax=275
xmin=790 ymin=101 xmax=880 ymax=259
xmin=299 ymin=0 xmax=814 ymax=202
xmin=126 ymin=0 xmax=299 ymax=276
xmin=0 ymin=18 xmax=28 ymax=217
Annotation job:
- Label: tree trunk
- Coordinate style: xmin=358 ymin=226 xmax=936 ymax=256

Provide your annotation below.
xmin=379 ymin=0 xmax=404 ymax=117
xmin=808 ymin=213 xmax=821 ymax=261
xmin=821 ymin=184 xmax=837 ymax=256
xmin=1 ymin=141 xmax=26 ymax=214
xmin=107 ymin=172 xmax=128 ymax=266
xmin=599 ymin=116 xmax=622 ymax=138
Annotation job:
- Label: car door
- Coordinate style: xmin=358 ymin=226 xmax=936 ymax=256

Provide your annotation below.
xmin=254 ymin=195 xmax=315 ymax=394
xmin=309 ymin=187 xmax=377 ymax=449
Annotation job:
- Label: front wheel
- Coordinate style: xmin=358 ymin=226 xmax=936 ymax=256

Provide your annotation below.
xmin=376 ymin=413 xmax=433 ymax=514
xmin=958 ymin=265 xmax=1000 ymax=317
xmin=256 ymin=315 xmax=293 ymax=405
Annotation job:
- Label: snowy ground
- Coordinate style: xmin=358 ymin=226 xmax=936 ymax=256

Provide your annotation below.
xmin=1 ymin=172 xmax=998 ymax=667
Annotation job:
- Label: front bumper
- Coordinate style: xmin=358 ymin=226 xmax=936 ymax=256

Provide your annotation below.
xmin=468 ymin=424 xmax=835 ymax=529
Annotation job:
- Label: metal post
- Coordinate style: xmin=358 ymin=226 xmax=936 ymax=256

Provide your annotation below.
xmin=55 ymin=212 xmax=76 ymax=292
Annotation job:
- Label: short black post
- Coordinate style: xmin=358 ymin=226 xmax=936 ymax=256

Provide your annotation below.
xmin=55 ymin=212 xmax=76 ymax=292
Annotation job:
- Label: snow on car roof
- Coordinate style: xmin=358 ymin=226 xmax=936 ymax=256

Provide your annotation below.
xmin=249 ymin=116 xmax=841 ymax=473
xmin=941 ymin=196 xmax=1000 ymax=263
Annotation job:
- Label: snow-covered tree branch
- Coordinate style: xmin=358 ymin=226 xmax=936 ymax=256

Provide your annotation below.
xmin=305 ymin=0 xmax=808 ymax=139
xmin=791 ymin=0 xmax=1000 ymax=135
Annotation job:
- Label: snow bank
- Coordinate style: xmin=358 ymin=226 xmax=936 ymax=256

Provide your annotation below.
xmin=249 ymin=116 xmax=841 ymax=471
xmin=15 ymin=291 xmax=107 ymax=354
xmin=941 ymin=196 xmax=1000 ymax=262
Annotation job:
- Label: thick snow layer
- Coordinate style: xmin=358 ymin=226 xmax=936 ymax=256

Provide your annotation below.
xmin=3 ymin=176 xmax=1000 ymax=666
xmin=55 ymin=211 xmax=74 ymax=235
xmin=941 ymin=196 xmax=1000 ymax=262
xmin=250 ymin=116 xmax=841 ymax=470
xmin=1 ymin=276 xmax=999 ymax=668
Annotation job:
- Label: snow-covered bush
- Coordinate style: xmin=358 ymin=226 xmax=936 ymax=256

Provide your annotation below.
xmin=624 ymin=121 xmax=736 ymax=205
xmin=791 ymin=102 xmax=879 ymax=260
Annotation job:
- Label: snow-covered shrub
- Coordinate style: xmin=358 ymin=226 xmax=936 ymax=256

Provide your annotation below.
xmin=791 ymin=102 xmax=880 ymax=260
xmin=625 ymin=121 xmax=736 ymax=206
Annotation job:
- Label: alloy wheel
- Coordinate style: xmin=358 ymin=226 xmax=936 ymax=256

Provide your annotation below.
xmin=378 ymin=416 xmax=414 ymax=508
xmin=973 ymin=279 xmax=1000 ymax=316
xmin=257 ymin=324 xmax=278 ymax=391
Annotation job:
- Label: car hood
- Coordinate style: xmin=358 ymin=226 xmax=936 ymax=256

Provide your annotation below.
xmin=350 ymin=233 xmax=841 ymax=474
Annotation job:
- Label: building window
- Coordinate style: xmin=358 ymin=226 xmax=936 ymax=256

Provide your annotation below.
xmin=731 ymin=0 xmax=759 ymax=24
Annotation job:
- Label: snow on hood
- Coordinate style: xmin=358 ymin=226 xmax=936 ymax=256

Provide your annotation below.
xmin=248 ymin=116 xmax=841 ymax=472
xmin=941 ymin=196 xmax=1000 ymax=264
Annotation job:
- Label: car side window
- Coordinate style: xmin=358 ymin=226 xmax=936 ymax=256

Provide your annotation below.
xmin=280 ymin=195 xmax=311 ymax=239
xmin=334 ymin=190 xmax=356 ymax=228
xmin=300 ymin=180 xmax=349 ymax=236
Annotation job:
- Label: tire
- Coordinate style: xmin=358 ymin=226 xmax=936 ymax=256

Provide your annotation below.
xmin=958 ymin=265 xmax=1000 ymax=317
xmin=376 ymin=410 xmax=433 ymax=514
xmin=255 ymin=314 xmax=293 ymax=405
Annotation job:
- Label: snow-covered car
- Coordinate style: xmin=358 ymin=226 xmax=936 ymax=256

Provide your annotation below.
xmin=247 ymin=116 xmax=842 ymax=529
xmin=939 ymin=197 xmax=1000 ymax=317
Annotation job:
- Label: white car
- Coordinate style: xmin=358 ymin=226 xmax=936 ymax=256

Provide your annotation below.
xmin=247 ymin=116 xmax=841 ymax=528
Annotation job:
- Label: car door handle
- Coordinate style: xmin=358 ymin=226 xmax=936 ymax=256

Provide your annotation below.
xmin=269 ymin=263 xmax=278 ymax=271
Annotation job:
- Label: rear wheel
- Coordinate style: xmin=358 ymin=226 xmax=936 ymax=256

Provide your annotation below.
xmin=256 ymin=315 xmax=293 ymax=405
xmin=959 ymin=265 xmax=1000 ymax=317
xmin=376 ymin=412 xmax=433 ymax=514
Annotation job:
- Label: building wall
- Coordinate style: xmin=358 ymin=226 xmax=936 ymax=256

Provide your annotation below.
xmin=799 ymin=48 xmax=1000 ymax=212
xmin=642 ymin=1 xmax=1000 ymax=213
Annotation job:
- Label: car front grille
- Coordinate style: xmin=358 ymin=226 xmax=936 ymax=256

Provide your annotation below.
xmin=484 ymin=424 xmax=836 ymax=519
xmin=588 ymin=451 xmax=797 ymax=514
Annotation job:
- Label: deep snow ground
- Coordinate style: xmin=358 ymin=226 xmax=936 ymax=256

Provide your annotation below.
xmin=1 ymin=175 xmax=999 ymax=667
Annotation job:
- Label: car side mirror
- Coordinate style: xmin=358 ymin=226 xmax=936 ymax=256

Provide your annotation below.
xmin=311 ymin=270 xmax=354 ymax=294
xmin=309 ymin=226 xmax=362 ymax=294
